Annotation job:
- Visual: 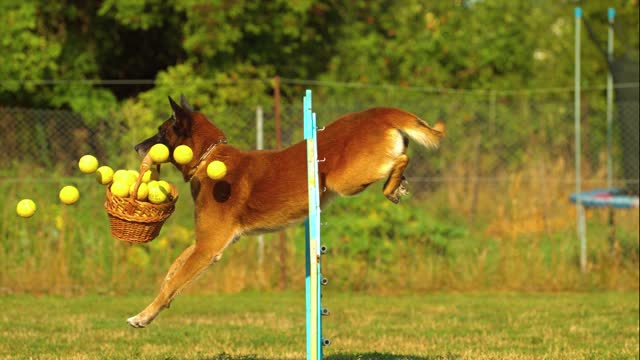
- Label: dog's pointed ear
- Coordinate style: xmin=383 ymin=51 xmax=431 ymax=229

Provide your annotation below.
xmin=168 ymin=96 xmax=192 ymax=136
xmin=169 ymin=96 xmax=183 ymax=114
xmin=180 ymin=94 xmax=194 ymax=112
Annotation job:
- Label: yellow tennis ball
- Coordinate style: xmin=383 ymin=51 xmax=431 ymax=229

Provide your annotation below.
xmin=113 ymin=169 xmax=130 ymax=183
xmin=127 ymin=169 xmax=140 ymax=179
xmin=141 ymin=169 xmax=159 ymax=182
xmin=207 ymin=160 xmax=227 ymax=180
xmin=110 ymin=181 xmax=130 ymax=198
xmin=149 ymin=143 xmax=170 ymax=163
xmin=95 ymin=166 xmax=114 ymax=185
xmin=78 ymin=155 xmax=99 ymax=174
xmin=173 ymin=145 xmax=194 ymax=165
xmin=16 ymin=199 xmax=37 ymax=218
xmin=147 ymin=185 xmax=168 ymax=204
xmin=157 ymin=180 xmax=171 ymax=193
xmin=147 ymin=180 xmax=159 ymax=190
xmin=113 ymin=169 xmax=136 ymax=186
xmin=126 ymin=174 xmax=138 ymax=186
xmin=129 ymin=182 xmax=149 ymax=201
xmin=59 ymin=186 xmax=80 ymax=205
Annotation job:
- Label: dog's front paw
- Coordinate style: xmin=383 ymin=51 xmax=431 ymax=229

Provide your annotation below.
xmin=127 ymin=314 xmax=151 ymax=328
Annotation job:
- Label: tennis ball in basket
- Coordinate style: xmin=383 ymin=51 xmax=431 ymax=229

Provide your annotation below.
xmin=149 ymin=144 xmax=170 ymax=163
xmin=95 ymin=166 xmax=114 ymax=185
xmin=148 ymin=185 xmax=168 ymax=204
xmin=127 ymin=169 xmax=140 ymax=179
xmin=147 ymin=180 xmax=159 ymax=190
xmin=113 ymin=169 xmax=136 ymax=185
xmin=157 ymin=180 xmax=172 ymax=193
xmin=110 ymin=181 xmax=130 ymax=198
xmin=78 ymin=155 xmax=99 ymax=174
xmin=16 ymin=199 xmax=37 ymax=218
xmin=141 ymin=169 xmax=159 ymax=182
xmin=59 ymin=186 xmax=80 ymax=205
xmin=207 ymin=160 xmax=227 ymax=180
xmin=113 ymin=169 xmax=130 ymax=183
xmin=173 ymin=145 xmax=193 ymax=165
xmin=130 ymin=182 xmax=149 ymax=201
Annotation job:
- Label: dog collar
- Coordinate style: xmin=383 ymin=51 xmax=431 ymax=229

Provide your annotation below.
xmin=186 ymin=137 xmax=227 ymax=181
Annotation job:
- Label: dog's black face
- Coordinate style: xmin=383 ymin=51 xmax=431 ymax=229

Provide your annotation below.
xmin=134 ymin=95 xmax=194 ymax=158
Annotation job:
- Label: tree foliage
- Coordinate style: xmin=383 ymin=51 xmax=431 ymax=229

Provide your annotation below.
xmin=1 ymin=0 xmax=638 ymax=123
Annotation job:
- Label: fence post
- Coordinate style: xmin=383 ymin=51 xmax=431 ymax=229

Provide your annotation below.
xmin=256 ymin=106 xmax=264 ymax=268
xmin=606 ymin=8 xmax=616 ymax=255
xmin=606 ymin=8 xmax=615 ymax=189
xmin=273 ymin=76 xmax=288 ymax=289
xmin=575 ymin=7 xmax=587 ymax=273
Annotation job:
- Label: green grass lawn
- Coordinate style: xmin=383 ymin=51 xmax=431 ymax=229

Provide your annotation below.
xmin=0 ymin=292 xmax=637 ymax=359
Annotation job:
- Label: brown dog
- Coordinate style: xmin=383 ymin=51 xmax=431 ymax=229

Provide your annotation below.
xmin=127 ymin=95 xmax=444 ymax=328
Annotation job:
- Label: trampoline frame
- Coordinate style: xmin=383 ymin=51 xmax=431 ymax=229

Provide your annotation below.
xmin=572 ymin=7 xmax=639 ymax=273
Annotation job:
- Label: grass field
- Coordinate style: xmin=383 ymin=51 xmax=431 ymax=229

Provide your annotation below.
xmin=0 ymin=292 xmax=637 ymax=359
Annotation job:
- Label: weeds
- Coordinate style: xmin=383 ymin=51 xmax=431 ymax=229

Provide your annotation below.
xmin=0 ymin=158 xmax=638 ymax=295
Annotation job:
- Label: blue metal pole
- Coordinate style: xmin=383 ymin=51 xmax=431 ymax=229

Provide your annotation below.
xmin=304 ymin=90 xmax=322 ymax=360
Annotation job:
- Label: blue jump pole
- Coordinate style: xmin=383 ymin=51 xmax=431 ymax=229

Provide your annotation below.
xmin=304 ymin=90 xmax=326 ymax=360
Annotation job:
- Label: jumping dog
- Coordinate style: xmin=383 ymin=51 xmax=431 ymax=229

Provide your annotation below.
xmin=128 ymin=95 xmax=444 ymax=328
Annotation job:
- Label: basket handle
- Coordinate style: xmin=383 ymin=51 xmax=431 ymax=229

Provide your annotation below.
xmin=126 ymin=154 xmax=154 ymax=214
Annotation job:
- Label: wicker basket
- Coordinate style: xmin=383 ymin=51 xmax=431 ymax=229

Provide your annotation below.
xmin=104 ymin=155 xmax=178 ymax=244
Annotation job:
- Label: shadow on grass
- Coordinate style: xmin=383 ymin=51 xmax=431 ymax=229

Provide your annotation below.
xmin=326 ymin=353 xmax=460 ymax=360
xmin=201 ymin=352 xmax=459 ymax=360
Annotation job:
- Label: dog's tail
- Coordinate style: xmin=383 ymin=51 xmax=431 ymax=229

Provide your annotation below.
xmin=390 ymin=110 xmax=446 ymax=150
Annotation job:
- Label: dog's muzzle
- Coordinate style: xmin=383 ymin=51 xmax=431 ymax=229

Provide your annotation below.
xmin=134 ymin=135 xmax=161 ymax=158
xmin=134 ymin=143 xmax=149 ymax=158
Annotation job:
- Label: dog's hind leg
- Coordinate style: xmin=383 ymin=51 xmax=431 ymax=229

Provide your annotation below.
xmin=382 ymin=154 xmax=410 ymax=204
xmin=127 ymin=229 xmax=237 ymax=328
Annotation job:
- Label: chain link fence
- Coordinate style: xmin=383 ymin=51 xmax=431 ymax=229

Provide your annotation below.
xmin=2 ymin=84 xmax=637 ymax=191
xmin=0 ymin=83 xmax=637 ymax=294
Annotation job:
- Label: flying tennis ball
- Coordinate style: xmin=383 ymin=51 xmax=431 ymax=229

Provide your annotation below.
xmin=149 ymin=143 xmax=170 ymax=163
xmin=207 ymin=160 xmax=227 ymax=180
xmin=141 ymin=169 xmax=159 ymax=182
xmin=173 ymin=145 xmax=194 ymax=165
xmin=95 ymin=166 xmax=114 ymax=185
xmin=78 ymin=155 xmax=99 ymax=174
xmin=147 ymin=185 xmax=168 ymax=204
xmin=59 ymin=186 xmax=80 ymax=205
xmin=130 ymin=182 xmax=149 ymax=201
xmin=16 ymin=199 xmax=37 ymax=218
